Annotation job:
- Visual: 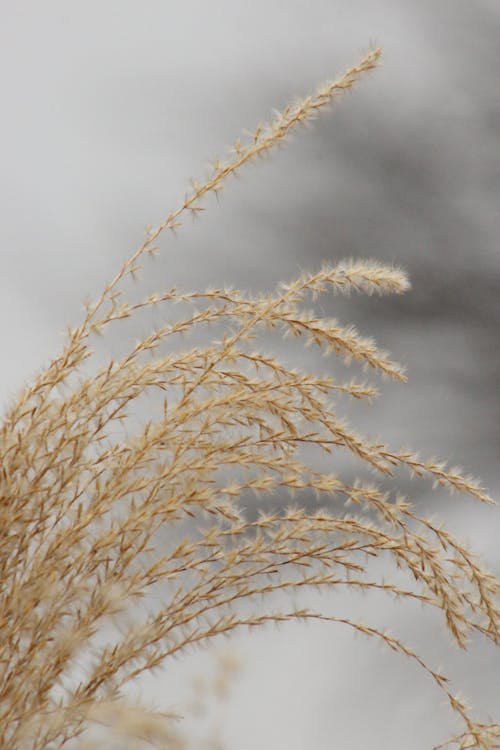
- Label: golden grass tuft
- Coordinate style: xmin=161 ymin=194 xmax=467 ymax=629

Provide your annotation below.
xmin=0 ymin=47 xmax=498 ymax=749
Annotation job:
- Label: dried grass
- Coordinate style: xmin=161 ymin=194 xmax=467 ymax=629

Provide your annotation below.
xmin=0 ymin=47 xmax=498 ymax=749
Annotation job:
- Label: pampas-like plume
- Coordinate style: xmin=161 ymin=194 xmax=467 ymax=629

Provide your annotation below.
xmin=0 ymin=47 xmax=498 ymax=750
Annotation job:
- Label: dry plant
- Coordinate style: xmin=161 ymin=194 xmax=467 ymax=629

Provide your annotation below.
xmin=0 ymin=47 xmax=498 ymax=750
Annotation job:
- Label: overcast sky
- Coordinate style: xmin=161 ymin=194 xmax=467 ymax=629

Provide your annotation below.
xmin=1 ymin=2 xmax=498 ymax=748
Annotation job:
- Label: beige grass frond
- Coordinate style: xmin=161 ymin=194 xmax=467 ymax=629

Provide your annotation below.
xmin=1 ymin=45 xmax=498 ymax=750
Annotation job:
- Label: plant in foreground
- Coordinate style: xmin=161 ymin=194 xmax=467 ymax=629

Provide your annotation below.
xmin=0 ymin=47 xmax=498 ymax=749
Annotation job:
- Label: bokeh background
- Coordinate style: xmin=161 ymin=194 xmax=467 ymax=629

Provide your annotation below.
xmin=1 ymin=2 xmax=498 ymax=748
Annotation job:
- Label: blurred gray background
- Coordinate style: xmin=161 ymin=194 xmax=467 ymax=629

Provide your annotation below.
xmin=1 ymin=2 xmax=498 ymax=748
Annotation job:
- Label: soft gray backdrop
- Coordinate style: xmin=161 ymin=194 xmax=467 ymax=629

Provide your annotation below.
xmin=1 ymin=2 xmax=498 ymax=748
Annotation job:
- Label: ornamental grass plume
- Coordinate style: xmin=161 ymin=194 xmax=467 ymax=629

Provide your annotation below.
xmin=0 ymin=46 xmax=498 ymax=749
